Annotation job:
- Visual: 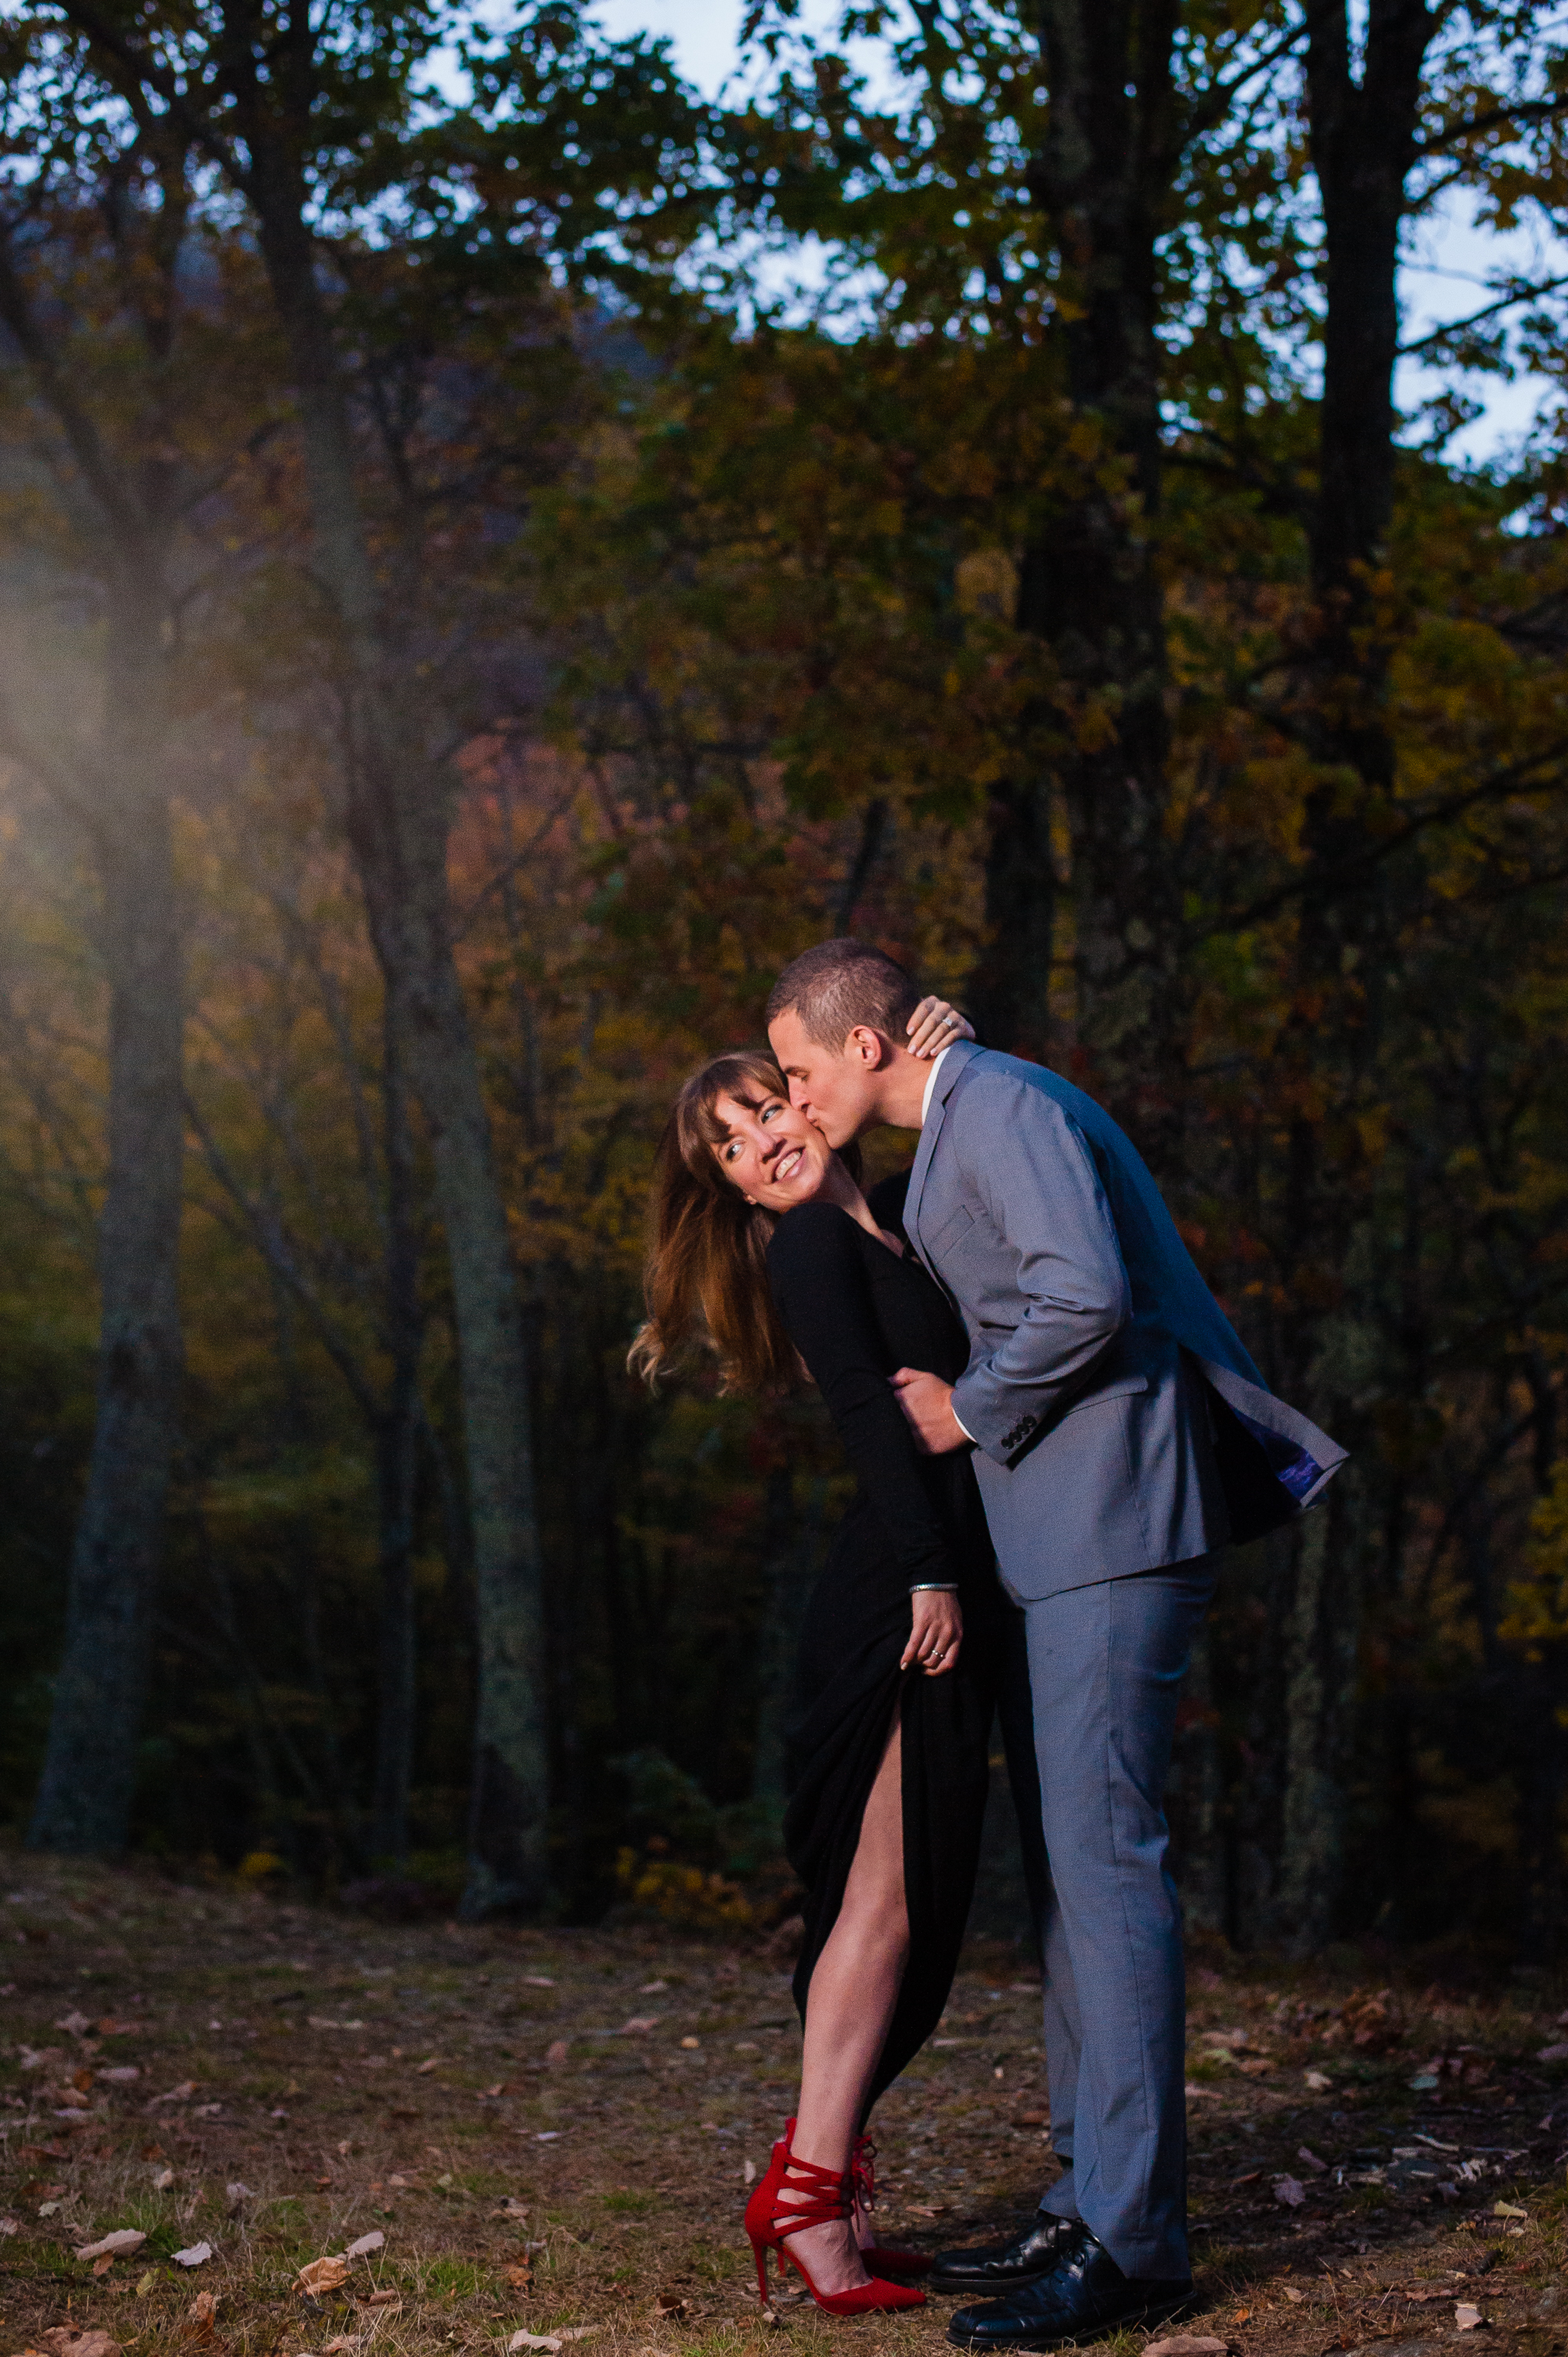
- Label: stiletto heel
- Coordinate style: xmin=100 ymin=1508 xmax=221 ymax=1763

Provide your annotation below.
xmin=852 ymin=2132 xmax=933 ymax=2279
xmin=743 ymin=2126 xmax=925 ymax=2316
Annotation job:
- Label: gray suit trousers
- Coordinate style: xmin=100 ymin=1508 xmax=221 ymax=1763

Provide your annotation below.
xmin=996 ymin=1557 xmax=1218 ymax=2281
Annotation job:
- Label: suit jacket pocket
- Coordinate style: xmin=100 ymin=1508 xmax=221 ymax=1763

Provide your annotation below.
xmin=1058 ymin=1371 xmax=1149 ymax=1418
xmin=926 ymin=1200 xmax=975 ymax=1255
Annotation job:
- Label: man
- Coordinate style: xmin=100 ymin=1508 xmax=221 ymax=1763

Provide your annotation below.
xmin=765 ymin=940 xmax=1345 ymax=2353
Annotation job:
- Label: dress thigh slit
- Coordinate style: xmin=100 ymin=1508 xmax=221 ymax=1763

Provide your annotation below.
xmin=786 ymin=1593 xmax=997 ymax=2115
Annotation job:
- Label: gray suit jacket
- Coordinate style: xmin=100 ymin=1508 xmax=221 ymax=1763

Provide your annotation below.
xmin=905 ymin=1041 xmax=1346 ymax=1601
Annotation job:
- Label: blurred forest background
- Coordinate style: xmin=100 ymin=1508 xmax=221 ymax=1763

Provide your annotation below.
xmin=0 ymin=0 xmax=1566 ymax=1956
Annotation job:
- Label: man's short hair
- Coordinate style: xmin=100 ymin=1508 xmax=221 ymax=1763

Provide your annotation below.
xmin=765 ymin=939 xmax=921 ymax=1051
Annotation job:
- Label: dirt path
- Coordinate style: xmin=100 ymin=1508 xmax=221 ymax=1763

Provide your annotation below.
xmin=2 ymin=1861 xmax=1564 ymax=2357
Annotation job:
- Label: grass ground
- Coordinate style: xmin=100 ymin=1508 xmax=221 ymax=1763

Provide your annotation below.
xmin=4 ymin=1858 xmax=1567 ymax=2357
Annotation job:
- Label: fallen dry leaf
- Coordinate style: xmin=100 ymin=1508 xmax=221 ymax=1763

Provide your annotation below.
xmin=1297 ymin=2145 xmax=1328 ymax=2172
xmin=345 ymin=2231 xmax=384 ymax=2259
xmin=149 ymin=2081 xmax=198 ymax=2106
xmin=505 ymin=2261 xmax=534 ymax=2290
xmin=1285 ymin=2288 xmax=1305 ymax=2303
xmin=54 ymin=2011 xmax=93 ymax=2037
xmin=76 ymin=2230 xmax=147 ymax=2264
xmin=655 ymin=2293 xmax=690 ymax=2319
xmin=621 ymin=2014 xmax=659 ymax=2034
xmin=185 ymin=2292 xmax=219 ymax=2341
xmin=97 ymin=2066 xmax=140 ymax=2084
xmin=546 ymin=2039 xmax=569 ymax=2066
xmin=509 ymin=2337 xmax=560 ymax=2354
xmin=1494 ymin=2200 xmax=1526 ymax=2219
xmin=522 ymin=1974 xmax=555 ymax=1988
xmin=39 ymin=2332 xmax=121 ymax=2357
xmin=1145 ymin=2340 xmax=1229 ymax=2357
xmin=1273 ymin=2174 xmax=1306 ymax=2207
xmin=1456 ymin=2304 xmax=1486 ymax=2331
xmin=493 ymin=2197 xmax=529 ymax=2219
xmin=173 ymin=2242 xmax=213 ymax=2268
xmin=360 ymin=2293 xmax=401 ymax=2311
xmin=296 ymin=2254 xmax=353 ymax=2297
xmin=1538 ymin=2043 xmax=1568 ymax=2063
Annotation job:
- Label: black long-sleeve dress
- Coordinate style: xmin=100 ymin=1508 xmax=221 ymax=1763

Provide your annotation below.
xmin=766 ymin=1173 xmax=1004 ymax=2111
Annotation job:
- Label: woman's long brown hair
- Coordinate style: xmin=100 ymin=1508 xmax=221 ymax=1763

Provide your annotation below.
xmin=629 ymin=1049 xmax=860 ymax=1395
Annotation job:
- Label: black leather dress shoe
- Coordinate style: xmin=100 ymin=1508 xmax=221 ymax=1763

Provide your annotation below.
xmin=929 ymin=2216 xmax=1081 ymax=2294
xmin=946 ymin=2224 xmax=1192 ymax=2350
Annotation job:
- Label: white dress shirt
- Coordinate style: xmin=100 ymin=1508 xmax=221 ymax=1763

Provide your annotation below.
xmin=920 ymin=1042 xmax=954 ymax=1125
xmin=914 ymin=1043 xmax=974 ymax=1442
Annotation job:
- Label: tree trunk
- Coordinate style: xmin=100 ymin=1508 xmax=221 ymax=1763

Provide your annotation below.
xmin=996 ymin=0 xmax=1185 ymax=1164
xmin=1308 ymin=0 xmax=1435 ymax=633
xmin=247 ymin=167 xmax=549 ymax=1915
xmin=1266 ymin=0 xmax=1436 ymax=1941
xmin=968 ymin=771 xmax=1055 ymax=1062
xmin=369 ymin=997 xmax=422 ymax=1865
xmin=1271 ymin=1484 xmax=1363 ymax=1952
xmin=27 ymin=597 xmax=183 ymax=1852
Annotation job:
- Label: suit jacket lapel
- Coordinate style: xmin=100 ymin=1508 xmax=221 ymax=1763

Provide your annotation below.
xmin=905 ymin=1040 xmax=981 ymax=1271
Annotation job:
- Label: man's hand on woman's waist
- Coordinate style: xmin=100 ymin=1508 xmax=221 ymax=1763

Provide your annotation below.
xmin=891 ymin=1366 xmax=974 ymax=1455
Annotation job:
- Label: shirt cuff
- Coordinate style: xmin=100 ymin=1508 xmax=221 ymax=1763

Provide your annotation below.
xmin=951 ymin=1404 xmax=976 ymax=1444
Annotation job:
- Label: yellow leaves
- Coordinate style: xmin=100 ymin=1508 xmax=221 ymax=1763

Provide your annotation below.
xmin=1499 ymin=1462 xmax=1568 ymax=1657
xmin=235 ymin=1850 xmax=283 ymax=1886
xmin=1353 ymin=1109 xmax=1389 ymax=1166
xmin=954 ymin=547 xmax=1018 ymax=619
xmin=614 ymin=1846 xmax=756 ymax=1932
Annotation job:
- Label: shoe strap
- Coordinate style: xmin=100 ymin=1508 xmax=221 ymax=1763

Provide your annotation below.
xmin=851 ymin=2133 xmax=877 ymax=2208
xmin=771 ymin=2151 xmax=850 ymax=2237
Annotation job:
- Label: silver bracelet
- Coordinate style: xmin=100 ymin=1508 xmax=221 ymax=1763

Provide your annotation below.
xmin=909 ymin=1582 xmax=960 ymax=1593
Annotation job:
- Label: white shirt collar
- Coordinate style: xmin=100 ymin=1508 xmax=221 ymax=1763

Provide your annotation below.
xmin=920 ymin=1043 xmax=955 ymax=1125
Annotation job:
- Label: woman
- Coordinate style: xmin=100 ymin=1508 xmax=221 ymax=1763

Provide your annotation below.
xmin=631 ymin=1004 xmax=1003 ymax=2319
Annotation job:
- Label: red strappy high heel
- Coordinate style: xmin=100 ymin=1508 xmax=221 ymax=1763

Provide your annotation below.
xmin=852 ymin=2132 xmax=933 ymax=2279
xmin=744 ymin=2138 xmax=926 ymax=2315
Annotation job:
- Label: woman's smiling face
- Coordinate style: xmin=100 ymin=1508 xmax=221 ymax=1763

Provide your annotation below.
xmin=710 ymin=1086 xmax=834 ymax=1211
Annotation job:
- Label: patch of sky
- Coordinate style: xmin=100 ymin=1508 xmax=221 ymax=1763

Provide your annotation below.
xmin=589 ymin=0 xmax=1568 ymax=464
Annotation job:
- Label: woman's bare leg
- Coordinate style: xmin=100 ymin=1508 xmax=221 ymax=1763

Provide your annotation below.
xmin=778 ymin=1714 xmax=909 ymax=2294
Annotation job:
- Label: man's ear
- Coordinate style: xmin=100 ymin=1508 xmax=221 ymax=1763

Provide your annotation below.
xmin=844 ymin=1023 xmax=891 ymax=1069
